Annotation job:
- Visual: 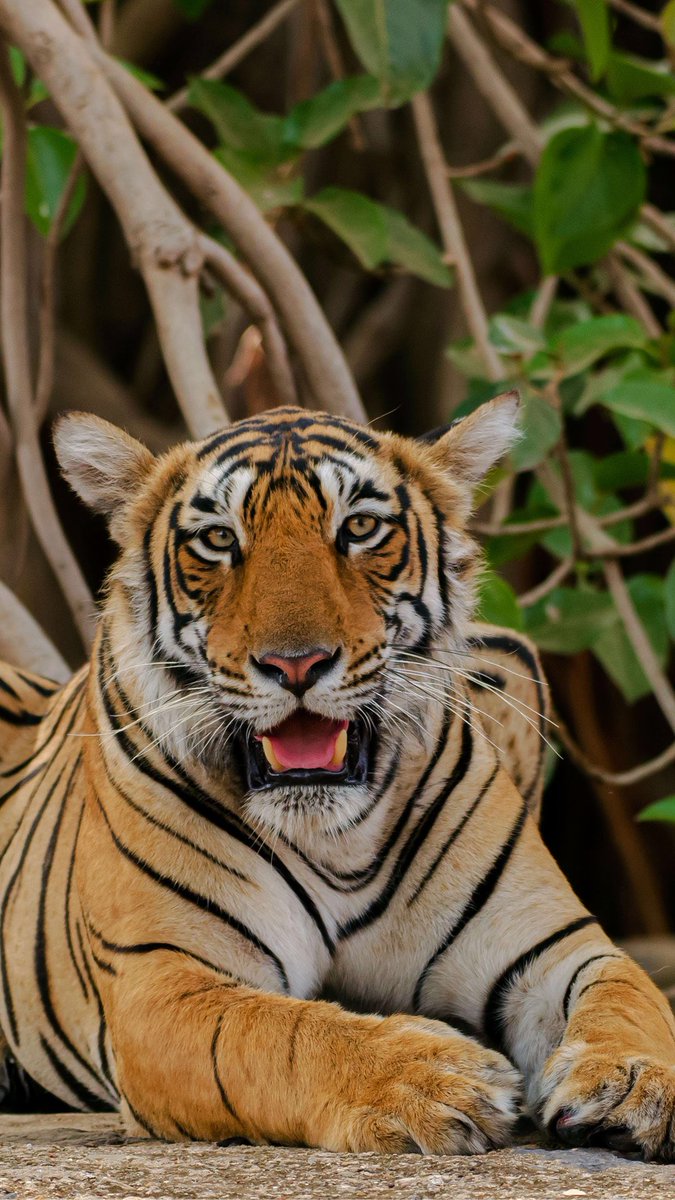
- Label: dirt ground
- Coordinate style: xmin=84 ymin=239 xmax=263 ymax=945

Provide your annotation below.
xmin=0 ymin=1114 xmax=672 ymax=1200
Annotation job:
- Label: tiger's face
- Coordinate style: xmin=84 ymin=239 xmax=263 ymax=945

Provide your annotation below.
xmin=55 ymin=398 xmax=519 ymax=839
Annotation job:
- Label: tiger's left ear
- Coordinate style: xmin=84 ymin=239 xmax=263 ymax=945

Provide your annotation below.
xmin=422 ymin=390 xmax=521 ymax=484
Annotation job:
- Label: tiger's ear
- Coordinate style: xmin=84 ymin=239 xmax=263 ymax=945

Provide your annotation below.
xmin=53 ymin=413 xmax=155 ymax=518
xmin=422 ymin=391 xmax=521 ymax=484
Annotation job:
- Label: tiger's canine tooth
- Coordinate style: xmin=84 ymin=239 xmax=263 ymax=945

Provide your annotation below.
xmin=330 ymin=728 xmax=348 ymax=768
xmin=262 ymin=736 xmax=285 ymax=773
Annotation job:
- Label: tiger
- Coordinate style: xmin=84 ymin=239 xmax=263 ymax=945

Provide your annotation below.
xmin=0 ymin=393 xmax=673 ymax=1160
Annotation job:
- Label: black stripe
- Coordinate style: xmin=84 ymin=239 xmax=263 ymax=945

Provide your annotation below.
xmin=340 ymin=717 xmax=474 ymax=937
xmin=413 ymin=801 xmax=528 ymax=1012
xmin=39 ymin=1036 xmax=112 ymax=1112
xmin=87 ymin=922 xmax=240 ymax=980
xmin=483 ymin=915 xmax=599 ymax=1051
xmin=211 ymin=1013 xmax=238 ymax=1121
xmin=0 ymin=703 xmax=42 ymax=726
xmin=34 ymin=758 xmax=112 ymax=1099
xmin=407 ymin=762 xmax=499 ymax=906
xmin=93 ymin=794 xmax=290 ymax=992
xmin=562 ymin=952 xmax=623 ymax=1020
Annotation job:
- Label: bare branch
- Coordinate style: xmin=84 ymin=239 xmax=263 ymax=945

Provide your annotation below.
xmin=607 ymin=0 xmax=662 ymax=34
xmin=588 ymin=525 xmax=675 ymax=559
xmin=94 ymin=48 xmax=366 ymax=421
xmin=606 ymin=255 xmax=662 ymax=337
xmin=448 ymin=6 xmax=541 ymax=165
xmin=4 ymin=0 xmax=228 ymax=438
xmin=466 ymin=0 xmax=675 ymax=159
xmin=445 ymin=143 xmax=521 ymax=179
xmin=518 ymin=557 xmax=573 ymax=607
xmin=167 ymin=0 xmax=303 ymax=113
xmin=555 ymin=711 xmax=675 ymax=787
xmin=199 ymin=235 xmax=298 ymax=407
xmin=529 ymin=275 xmax=558 ymax=329
xmin=0 ymin=41 xmax=95 ymax=648
xmin=617 ymin=240 xmax=675 ymax=308
xmin=604 ymin=559 xmax=675 ymax=736
xmin=412 ymin=91 xmax=502 ymax=382
xmin=0 ymin=580 xmax=70 ymax=683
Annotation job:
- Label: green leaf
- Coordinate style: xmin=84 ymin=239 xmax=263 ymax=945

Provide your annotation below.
xmin=489 ymin=315 xmax=545 ymax=357
xmin=551 ymin=315 xmax=646 ymax=377
xmin=602 ymin=378 xmax=675 ymax=437
xmin=305 ymin=188 xmax=451 ymax=284
xmin=214 ymin=146 xmax=303 ymax=213
xmin=25 ymin=126 xmax=87 ymax=238
xmin=171 ymin=0 xmax=214 ymax=17
xmin=333 ymin=0 xmax=450 ymax=103
xmin=606 ymin=52 xmax=675 ymax=104
xmin=476 ymin=570 xmax=524 ymax=631
xmin=533 ymin=126 xmax=646 ymax=273
xmin=380 ymin=206 xmax=452 ymax=286
xmin=305 ymin=188 xmax=388 ymax=269
xmin=511 ymin=395 xmax=562 ymax=472
xmin=637 ymin=795 xmax=675 ymax=824
xmin=592 ymin=575 xmax=668 ymax=703
xmin=461 ymin=180 xmax=534 ymax=237
xmin=282 ymin=75 xmax=381 ymax=149
xmin=594 ymin=450 xmax=650 ymax=492
xmin=665 ymin=558 xmax=675 ymax=642
xmin=573 ymin=0 xmax=610 ymax=81
xmin=524 ymin=587 xmax=616 ymax=654
xmin=188 ymin=79 xmax=288 ymax=163
xmin=9 ymin=46 xmax=25 ymax=86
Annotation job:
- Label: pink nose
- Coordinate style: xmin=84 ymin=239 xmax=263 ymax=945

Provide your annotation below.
xmin=256 ymin=649 xmax=337 ymax=694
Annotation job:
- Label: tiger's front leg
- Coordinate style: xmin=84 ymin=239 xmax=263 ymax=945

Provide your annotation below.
xmin=536 ymin=955 xmax=675 ymax=1160
xmin=109 ymin=954 xmax=522 ymax=1150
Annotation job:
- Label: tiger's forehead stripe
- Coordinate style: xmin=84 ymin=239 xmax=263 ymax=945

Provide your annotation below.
xmin=183 ymin=412 xmax=398 ymax=529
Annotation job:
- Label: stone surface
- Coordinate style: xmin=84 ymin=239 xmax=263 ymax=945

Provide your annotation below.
xmin=0 ymin=1115 xmax=672 ymax=1199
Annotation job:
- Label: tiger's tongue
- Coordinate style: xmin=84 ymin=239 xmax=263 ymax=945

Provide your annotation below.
xmin=259 ymin=713 xmax=348 ymax=769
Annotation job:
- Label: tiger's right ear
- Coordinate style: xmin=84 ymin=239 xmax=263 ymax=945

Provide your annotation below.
xmin=53 ymin=413 xmax=155 ymax=519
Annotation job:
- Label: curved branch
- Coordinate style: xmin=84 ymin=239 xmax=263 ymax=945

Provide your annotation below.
xmin=167 ymin=0 xmax=302 ymax=113
xmin=0 ymin=42 xmax=95 ymax=648
xmin=411 ymin=91 xmax=502 ymax=383
xmin=199 ymin=235 xmax=297 ymax=407
xmin=1 ymin=0 xmax=227 ymax=438
xmin=100 ymin=58 xmax=365 ymax=421
xmin=0 ymin=580 xmax=70 ymax=683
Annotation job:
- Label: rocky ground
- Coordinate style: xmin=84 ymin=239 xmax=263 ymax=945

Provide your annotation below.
xmin=0 ymin=1114 xmax=671 ymax=1200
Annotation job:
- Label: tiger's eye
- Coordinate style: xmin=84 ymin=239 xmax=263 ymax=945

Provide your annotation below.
xmin=344 ymin=514 xmax=380 ymax=541
xmin=200 ymin=527 xmax=237 ymax=552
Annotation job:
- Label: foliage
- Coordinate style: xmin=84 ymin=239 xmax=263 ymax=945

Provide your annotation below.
xmin=3 ymin=0 xmax=675 ymax=832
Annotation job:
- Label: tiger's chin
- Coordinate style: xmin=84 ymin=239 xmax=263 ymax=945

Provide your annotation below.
xmin=243 ymin=780 xmax=373 ymax=846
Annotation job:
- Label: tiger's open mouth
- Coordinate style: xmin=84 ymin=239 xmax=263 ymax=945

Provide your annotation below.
xmin=242 ymin=711 xmax=371 ymax=791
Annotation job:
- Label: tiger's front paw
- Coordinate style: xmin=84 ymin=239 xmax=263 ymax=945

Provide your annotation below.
xmin=541 ymin=1042 xmax=675 ymax=1162
xmin=321 ymin=1014 xmax=522 ymax=1155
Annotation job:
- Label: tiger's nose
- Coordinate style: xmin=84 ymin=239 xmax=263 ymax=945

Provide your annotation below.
xmin=253 ymin=648 xmax=340 ymax=696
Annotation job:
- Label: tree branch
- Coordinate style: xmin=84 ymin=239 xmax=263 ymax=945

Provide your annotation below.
xmin=0 ymin=580 xmax=70 ymax=682
xmin=167 ymin=0 xmax=303 ymax=114
xmin=199 ymin=234 xmax=298 ymax=407
xmin=94 ymin=46 xmax=366 ymax=421
xmin=411 ymin=91 xmax=502 ymax=383
xmin=3 ymin=0 xmax=228 ymax=438
xmin=466 ymin=0 xmax=675 ymax=160
xmin=0 ymin=42 xmax=95 ymax=648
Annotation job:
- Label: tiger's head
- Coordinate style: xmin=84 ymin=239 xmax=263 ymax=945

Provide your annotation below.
xmin=55 ymin=397 xmax=519 ymax=840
